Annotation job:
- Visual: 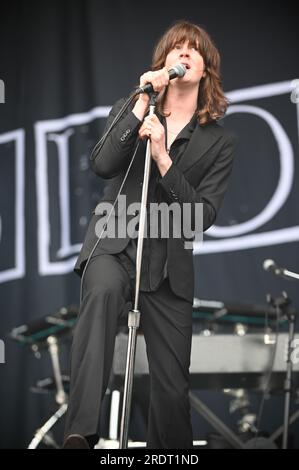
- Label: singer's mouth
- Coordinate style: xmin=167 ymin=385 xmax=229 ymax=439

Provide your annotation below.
xmin=181 ymin=63 xmax=191 ymax=70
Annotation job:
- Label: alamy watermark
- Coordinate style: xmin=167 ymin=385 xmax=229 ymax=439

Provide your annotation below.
xmin=94 ymin=195 xmax=204 ymax=249
xmin=0 ymin=339 xmax=5 ymax=363
xmin=0 ymin=79 xmax=5 ymax=103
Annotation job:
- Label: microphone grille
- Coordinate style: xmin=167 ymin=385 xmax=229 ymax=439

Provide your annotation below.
xmin=172 ymin=63 xmax=187 ymax=77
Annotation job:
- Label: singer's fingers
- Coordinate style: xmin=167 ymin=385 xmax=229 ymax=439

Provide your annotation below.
xmin=142 ymin=115 xmax=164 ymax=132
xmin=139 ymin=71 xmax=154 ymax=88
xmin=138 ymin=123 xmax=151 ymax=140
xmin=140 ymin=120 xmax=152 ymax=131
xmin=143 ymin=115 xmax=160 ymax=127
xmin=151 ymin=73 xmax=169 ymax=91
xmin=144 ymin=114 xmax=158 ymax=122
xmin=139 ymin=67 xmax=170 ymax=91
xmin=140 ymin=118 xmax=165 ymax=147
xmin=139 ymin=131 xmax=151 ymax=141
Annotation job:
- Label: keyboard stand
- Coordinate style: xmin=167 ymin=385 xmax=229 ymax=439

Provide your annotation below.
xmin=189 ymin=392 xmax=245 ymax=449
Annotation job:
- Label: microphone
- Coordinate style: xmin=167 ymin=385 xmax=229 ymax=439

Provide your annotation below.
xmin=135 ymin=63 xmax=186 ymax=95
xmin=263 ymin=259 xmax=282 ymax=276
xmin=263 ymin=259 xmax=299 ymax=281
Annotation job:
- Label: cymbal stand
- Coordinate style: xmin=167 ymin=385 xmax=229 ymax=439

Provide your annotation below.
xmin=28 ymin=335 xmax=68 ymax=449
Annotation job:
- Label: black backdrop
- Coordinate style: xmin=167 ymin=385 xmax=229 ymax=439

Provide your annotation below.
xmin=0 ymin=0 xmax=298 ymax=449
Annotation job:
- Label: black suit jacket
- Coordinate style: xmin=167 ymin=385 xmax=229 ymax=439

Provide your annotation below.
xmin=75 ymin=97 xmax=237 ymax=303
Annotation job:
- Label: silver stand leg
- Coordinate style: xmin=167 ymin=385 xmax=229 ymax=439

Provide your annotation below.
xmin=27 ymin=403 xmax=68 ymax=449
xmin=28 ymin=335 xmax=68 ymax=449
xmin=119 ymin=92 xmax=158 ymax=449
xmin=47 ymin=335 xmax=68 ymax=406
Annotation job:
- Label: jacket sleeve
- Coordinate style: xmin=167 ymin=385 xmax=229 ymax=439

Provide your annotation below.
xmin=158 ymin=134 xmax=237 ymax=232
xmin=90 ymin=97 xmax=143 ymax=179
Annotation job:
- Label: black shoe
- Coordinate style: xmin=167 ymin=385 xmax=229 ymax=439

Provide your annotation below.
xmin=62 ymin=434 xmax=90 ymax=449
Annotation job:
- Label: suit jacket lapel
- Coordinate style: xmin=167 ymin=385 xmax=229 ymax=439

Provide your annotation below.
xmin=176 ymin=123 xmax=222 ymax=174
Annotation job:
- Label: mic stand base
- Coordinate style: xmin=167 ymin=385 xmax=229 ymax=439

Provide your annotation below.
xmin=119 ymin=309 xmax=140 ymax=448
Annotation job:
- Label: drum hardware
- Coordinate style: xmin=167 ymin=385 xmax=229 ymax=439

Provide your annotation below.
xmin=8 ymin=298 xmax=298 ymax=448
xmin=237 ymin=413 xmax=258 ymax=434
xmin=46 ymin=336 xmax=68 ymax=406
xmin=27 ymin=333 xmax=68 ymax=448
xmin=9 ymin=306 xmax=78 ymax=449
xmin=30 ymin=375 xmax=70 ymax=395
xmin=223 ymin=389 xmax=258 ymax=434
xmin=31 ymin=344 xmax=42 ymax=360
xmin=224 ymin=388 xmax=251 ymax=413
xmin=201 ymin=328 xmax=214 ymax=337
xmin=264 ymin=328 xmax=277 ymax=345
xmin=234 ymin=323 xmax=248 ymax=337
xmin=40 ymin=433 xmax=60 ymax=449
xmin=27 ymin=404 xmax=68 ymax=449
xmin=9 ymin=305 xmax=78 ymax=351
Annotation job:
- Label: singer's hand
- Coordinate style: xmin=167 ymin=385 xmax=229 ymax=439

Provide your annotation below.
xmin=132 ymin=68 xmax=170 ymax=121
xmin=139 ymin=114 xmax=170 ymax=167
xmin=139 ymin=67 xmax=170 ymax=93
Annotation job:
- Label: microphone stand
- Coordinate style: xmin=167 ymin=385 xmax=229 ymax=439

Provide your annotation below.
xmin=281 ymin=269 xmax=299 ymax=281
xmin=119 ymin=91 xmax=158 ymax=449
xmin=267 ymin=292 xmax=297 ymax=449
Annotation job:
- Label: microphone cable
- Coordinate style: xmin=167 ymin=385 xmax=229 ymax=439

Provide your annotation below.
xmin=79 ymin=94 xmax=141 ymax=304
xmin=90 ymin=93 xmax=137 ymax=161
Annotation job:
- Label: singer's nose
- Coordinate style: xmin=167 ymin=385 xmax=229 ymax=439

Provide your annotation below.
xmin=179 ymin=42 xmax=190 ymax=58
xmin=179 ymin=50 xmax=190 ymax=58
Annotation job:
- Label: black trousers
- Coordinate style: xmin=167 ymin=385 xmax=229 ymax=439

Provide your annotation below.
xmin=64 ymin=254 xmax=193 ymax=449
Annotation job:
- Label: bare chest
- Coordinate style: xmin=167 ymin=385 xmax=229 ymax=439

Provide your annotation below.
xmin=166 ymin=118 xmax=190 ymax=152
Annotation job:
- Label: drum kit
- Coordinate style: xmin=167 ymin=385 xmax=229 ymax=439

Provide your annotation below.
xmin=7 ymin=259 xmax=299 ymax=449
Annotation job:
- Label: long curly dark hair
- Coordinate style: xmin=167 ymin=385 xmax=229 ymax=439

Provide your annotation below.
xmin=151 ymin=20 xmax=228 ymax=125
